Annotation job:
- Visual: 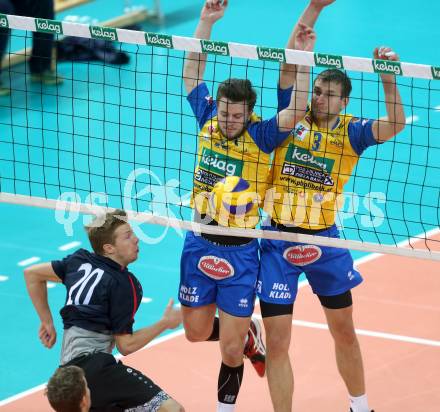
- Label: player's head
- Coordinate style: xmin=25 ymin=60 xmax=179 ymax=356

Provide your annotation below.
xmin=46 ymin=366 xmax=91 ymax=412
xmin=85 ymin=209 xmax=139 ymax=266
xmin=216 ymin=78 xmax=257 ymax=139
xmin=311 ymin=69 xmax=352 ymax=123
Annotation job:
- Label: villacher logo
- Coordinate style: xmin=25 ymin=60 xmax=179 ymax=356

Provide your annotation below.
xmin=283 ymin=245 xmax=322 ymax=266
xmin=198 ymin=256 xmax=235 ymax=280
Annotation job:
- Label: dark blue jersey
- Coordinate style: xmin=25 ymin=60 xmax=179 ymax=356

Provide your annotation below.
xmin=52 ymin=249 xmax=143 ymax=334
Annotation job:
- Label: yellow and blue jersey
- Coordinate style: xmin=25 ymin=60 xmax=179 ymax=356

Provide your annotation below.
xmin=187 ymin=83 xmax=289 ymax=226
xmin=266 ymin=87 xmax=379 ymax=229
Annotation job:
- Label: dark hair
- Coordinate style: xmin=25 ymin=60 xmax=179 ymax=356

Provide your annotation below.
xmin=46 ymin=366 xmax=86 ymax=412
xmin=315 ymin=69 xmax=352 ymax=98
xmin=216 ymin=78 xmax=257 ymax=111
xmin=85 ymin=209 xmax=127 ymax=254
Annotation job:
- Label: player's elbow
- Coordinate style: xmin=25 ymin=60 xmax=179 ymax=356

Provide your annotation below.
xmin=115 ymin=335 xmax=136 ymax=356
xmin=396 ymin=118 xmax=406 ymax=134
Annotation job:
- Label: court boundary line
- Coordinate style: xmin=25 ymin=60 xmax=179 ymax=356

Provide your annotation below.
xmin=1 ymin=228 xmax=439 ymax=405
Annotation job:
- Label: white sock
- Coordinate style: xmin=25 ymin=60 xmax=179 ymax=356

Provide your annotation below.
xmin=217 ymin=401 xmax=236 ymax=412
xmin=349 ymin=394 xmax=370 ymax=412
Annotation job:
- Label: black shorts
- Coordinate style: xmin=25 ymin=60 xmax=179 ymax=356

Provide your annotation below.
xmin=65 ymin=352 xmax=170 ymax=412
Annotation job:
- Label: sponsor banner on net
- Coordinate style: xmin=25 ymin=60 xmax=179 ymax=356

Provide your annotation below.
xmin=431 ymin=66 xmax=440 ymax=80
xmin=201 ymin=40 xmax=229 ymax=56
xmin=0 ymin=14 xmax=9 ymax=28
xmin=257 ymin=46 xmax=286 ymax=63
xmin=145 ymin=32 xmax=173 ymax=49
xmin=90 ymin=26 xmax=118 ymax=42
xmin=35 ymin=18 xmax=63 ymax=35
xmin=372 ymin=59 xmax=402 ymax=75
xmin=314 ymin=53 xmax=344 ymax=70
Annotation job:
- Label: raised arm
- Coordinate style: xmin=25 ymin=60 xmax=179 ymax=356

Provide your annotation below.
xmin=114 ymin=299 xmax=182 ymax=356
xmin=183 ymin=0 xmax=228 ymax=94
xmin=24 ymin=263 xmax=61 ymax=348
xmin=371 ymin=46 xmax=406 ymax=142
xmin=280 ymin=0 xmax=335 ymax=89
xmin=277 ymin=24 xmax=316 ymax=132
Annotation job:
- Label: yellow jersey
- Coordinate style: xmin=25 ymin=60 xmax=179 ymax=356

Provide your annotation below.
xmin=266 ymin=104 xmax=377 ymax=229
xmin=187 ymin=83 xmax=289 ymax=227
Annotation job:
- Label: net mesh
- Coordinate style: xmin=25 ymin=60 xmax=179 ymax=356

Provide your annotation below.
xmin=0 ymin=14 xmax=439 ymax=260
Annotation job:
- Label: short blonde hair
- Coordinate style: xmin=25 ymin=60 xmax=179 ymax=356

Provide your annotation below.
xmin=85 ymin=209 xmax=127 ymax=254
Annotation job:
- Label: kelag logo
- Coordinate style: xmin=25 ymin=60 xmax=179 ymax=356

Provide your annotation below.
xmin=286 ymin=145 xmax=334 ymax=172
xmin=431 ymin=66 xmax=440 ymax=80
xmin=199 ymin=148 xmax=243 ymax=177
xmin=90 ymin=26 xmax=118 ymax=41
xmin=0 ymin=14 xmax=9 ymax=28
xmin=145 ymin=32 xmax=173 ymax=49
xmin=314 ymin=53 xmax=344 ymax=69
xmin=35 ymin=19 xmax=63 ymax=35
xmin=201 ymin=40 xmax=229 ymax=56
xmin=372 ymin=59 xmax=402 ymax=75
xmin=257 ymin=47 xmax=286 ymax=63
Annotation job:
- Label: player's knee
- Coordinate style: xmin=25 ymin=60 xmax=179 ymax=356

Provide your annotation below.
xmin=184 ymin=328 xmax=210 ymax=342
xmin=158 ymin=398 xmax=185 ymax=412
xmin=330 ymin=323 xmax=357 ymax=346
xmin=266 ymin=330 xmax=291 ymax=355
xmin=220 ymin=339 xmax=246 ymax=362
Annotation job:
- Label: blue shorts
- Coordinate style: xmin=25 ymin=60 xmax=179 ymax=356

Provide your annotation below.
xmin=257 ymin=224 xmax=362 ymax=305
xmin=179 ymin=231 xmax=259 ymax=317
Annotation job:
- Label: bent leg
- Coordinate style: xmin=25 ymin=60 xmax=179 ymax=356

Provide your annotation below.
xmin=216 ymin=310 xmax=250 ymax=407
xmin=218 ymin=309 xmax=250 ymax=366
xmin=181 ymin=303 xmax=217 ymax=342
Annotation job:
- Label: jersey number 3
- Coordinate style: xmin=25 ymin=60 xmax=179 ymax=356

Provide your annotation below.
xmin=67 ymin=263 xmax=104 ymax=305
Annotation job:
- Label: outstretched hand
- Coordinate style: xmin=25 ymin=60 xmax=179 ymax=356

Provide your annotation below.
xmin=39 ymin=322 xmax=56 ymax=348
xmin=201 ymin=0 xmax=228 ymax=24
xmin=294 ymin=23 xmax=316 ymax=52
xmin=374 ymin=46 xmax=400 ymax=62
xmin=161 ymin=299 xmax=182 ymax=330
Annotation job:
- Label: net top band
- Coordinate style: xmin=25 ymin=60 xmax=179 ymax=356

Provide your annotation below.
xmin=1 ymin=13 xmax=439 ymax=81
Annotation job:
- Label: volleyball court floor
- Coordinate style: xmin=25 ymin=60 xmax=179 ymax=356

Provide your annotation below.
xmin=0 ymin=0 xmax=439 ymax=410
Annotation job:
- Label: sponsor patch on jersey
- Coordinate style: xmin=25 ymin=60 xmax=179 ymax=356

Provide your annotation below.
xmin=198 ymin=256 xmax=235 ymax=280
xmin=293 ymin=124 xmax=308 ymax=141
xmin=283 ymin=245 xmax=322 ymax=266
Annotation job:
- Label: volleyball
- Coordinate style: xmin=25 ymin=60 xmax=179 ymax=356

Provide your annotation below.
xmin=208 ymin=176 xmax=258 ymax=226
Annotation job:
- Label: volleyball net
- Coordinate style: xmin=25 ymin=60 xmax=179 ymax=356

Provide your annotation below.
xmin=0 ymin=14 xmax=439 ymax=261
